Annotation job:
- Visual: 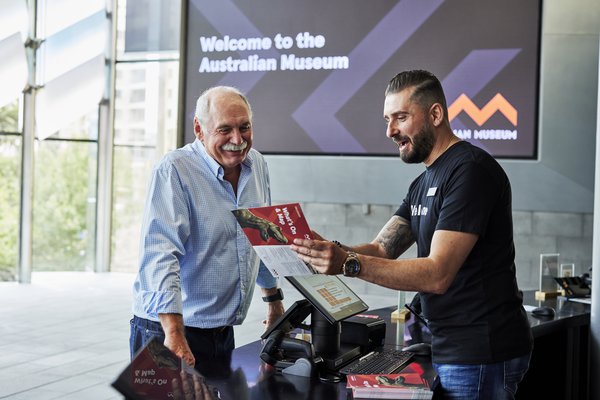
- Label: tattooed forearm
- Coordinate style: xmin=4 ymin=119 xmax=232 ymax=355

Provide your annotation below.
xmin=375 ymin=216 xmax=414 ymax=259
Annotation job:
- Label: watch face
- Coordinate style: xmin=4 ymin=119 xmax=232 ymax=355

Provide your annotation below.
xmin=344 ymin=258 xmax=360 ymax=277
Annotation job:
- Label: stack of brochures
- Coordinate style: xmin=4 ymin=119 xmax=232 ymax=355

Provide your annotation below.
xmin=346 ymin=364 xmax=433 ymax=399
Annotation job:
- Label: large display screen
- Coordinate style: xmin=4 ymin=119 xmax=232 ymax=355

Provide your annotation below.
xmin=183 ymin=0 xmax=541 ymax=159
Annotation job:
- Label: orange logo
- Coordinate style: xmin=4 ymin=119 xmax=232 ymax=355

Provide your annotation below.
xmin=448 ymin=93 xmax=517 ymax=126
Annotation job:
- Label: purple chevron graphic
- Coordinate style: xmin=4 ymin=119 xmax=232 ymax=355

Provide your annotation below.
xmin=443 ymin=49 xmax=521 ymax=105
xmin=442 ymin=49 xmax=521 ymax=152
xmin=292 ymin=0 xmax=444 ymax=153
xmin=191 ymin=0 xmax=279 ymax=93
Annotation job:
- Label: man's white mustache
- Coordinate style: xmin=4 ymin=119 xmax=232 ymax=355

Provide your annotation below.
xmin=222 ymin=141 xmax=248 ymax=151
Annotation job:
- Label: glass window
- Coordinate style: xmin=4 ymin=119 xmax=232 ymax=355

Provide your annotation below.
xmin=0 ymin=0 xmax=28 ymax=42
xmin=37 ymin=0 xmax=104 ymax=38
xmin=111 ymin=60 xmax=179 ymax=272
xmin=111 ymin=0 xmax=180 ymax=273
xmin=128 ymin=108 xmax=145 ymax=122
xmin=36 ymin=49 xmax=104 ymax=141
xmin=129 ymin=69 xmax=146 ymax=83
xmin=0 ymin=134 xmax=21 ymax=281
xmin=0 ymin=0 xmax=26 ymax=282
xmin=130 ymin=88 xmax=146 ymax=103
xmin=117 ymin=0 xmax=181 ymax=56
xmin=111 ymin=146 xmax=158 ymax=272
xmin=46 ymin=106 xmax=99 ymax=141
xmin=0 ymin=0 xmax=27 ymax=109
xmin=0 ymin=33 xmax=27 ymax=109
xmin=2 ymin=0 xmax=107 ymax=280
xmin=35 ymin=0 xmax=106 ymax=141
xmin=0 ymin=100 xmax=20 ymax=133
xmin=32 ymin=129 xmax=97 ymax=272
xmin=38 ymin=11 xmax=106 ymax=83
xmin=114 ymin=61 xmax=179 ymax=148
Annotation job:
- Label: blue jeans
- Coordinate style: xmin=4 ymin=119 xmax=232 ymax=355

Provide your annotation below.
xmin=129 ymin=316 xmax=235 ymax=378
xmin=433 ymin=352 xmax=531 ymax=400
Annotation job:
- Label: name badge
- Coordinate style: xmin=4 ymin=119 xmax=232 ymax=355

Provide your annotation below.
xmin=427 ymin=187 xmax=437 ymax=197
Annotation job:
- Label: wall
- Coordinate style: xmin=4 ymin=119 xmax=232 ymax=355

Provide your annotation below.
xmin=272 ymin=200 xmax=593 ymax=294
xmin=267 ymin=0 xmax=599 ymax=299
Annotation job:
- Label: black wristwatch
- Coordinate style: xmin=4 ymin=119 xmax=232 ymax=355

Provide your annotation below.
xmin=262 ymin=288 xmax=284 ymax=302
xmin=342 ymin=252 xmax=361 ymax=277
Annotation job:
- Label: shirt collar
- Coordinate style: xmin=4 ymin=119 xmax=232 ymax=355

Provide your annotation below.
xmin=192 ymin=138 xmax=253 ymax=179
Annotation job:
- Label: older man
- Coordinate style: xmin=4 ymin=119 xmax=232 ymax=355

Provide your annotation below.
xmin=130 ymin=86 xmax=284 ymax=376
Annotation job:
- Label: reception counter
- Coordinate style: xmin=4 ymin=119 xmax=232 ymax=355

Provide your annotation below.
xmin=202 ymin=292 xmax=591 ymax=400
xmin=518 ymin=293 xmax=590 ymax=400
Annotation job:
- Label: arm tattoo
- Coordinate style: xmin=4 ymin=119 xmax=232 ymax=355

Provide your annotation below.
xmin=375 ymin=216 xmax=414 ymax=259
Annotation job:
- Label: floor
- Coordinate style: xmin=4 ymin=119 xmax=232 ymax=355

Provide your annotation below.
xmin=0 ymin=272 xmax=396 ymax=399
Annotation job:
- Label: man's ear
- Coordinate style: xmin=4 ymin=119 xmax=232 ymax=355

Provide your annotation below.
xmin=193 ymin=117 xmax=204 ymax=142
xmin=429 ymin=103 xmax=445 ymax=127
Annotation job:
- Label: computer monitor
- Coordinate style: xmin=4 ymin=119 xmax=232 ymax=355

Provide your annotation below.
xmin=261 ymin=274 xmax=369 ymax=340
xmin=261 ymin=274 xmax=370 ymax=373
xmin=286 ymin=274 xmax=368 ymax=325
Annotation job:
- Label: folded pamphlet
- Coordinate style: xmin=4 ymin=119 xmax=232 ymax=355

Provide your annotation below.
xmin=232 ymin=203 xmax=315 ymax=277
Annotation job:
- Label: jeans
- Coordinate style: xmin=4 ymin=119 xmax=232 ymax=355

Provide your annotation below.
xmin=433 ymin=352 xmax=531 ymax=400
xmin=129 ymin=316 xmax=235 ymax=378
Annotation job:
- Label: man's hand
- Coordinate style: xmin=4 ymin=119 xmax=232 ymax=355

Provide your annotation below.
xmin=172 ymin=369 xmax=217 ymax=400
xmin=159 ymin=314 xmax=195 ymax=367
xmin=260 ymin=287 xmax=285 ymax=332
xmin=233 ymin=209 xmax=287 ymax=243
xmin=290 ymin=237 xmax=347 ymax=275
xmin=263 ymin=300 xmax=285 ymax=332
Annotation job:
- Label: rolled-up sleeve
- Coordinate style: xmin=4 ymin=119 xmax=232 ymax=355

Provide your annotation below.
xmin=134 ymin=163 xmax=190 ymax=317
xmin=256 ymin=261 xmax=277 ymax=289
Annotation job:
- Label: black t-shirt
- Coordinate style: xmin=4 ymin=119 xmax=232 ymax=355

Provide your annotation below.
xmin=396 ymin=141 xmax=533 ymax=364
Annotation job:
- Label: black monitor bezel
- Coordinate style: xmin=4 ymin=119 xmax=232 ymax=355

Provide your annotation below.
xmin=260 ymin=298 xmax=313 ymax=340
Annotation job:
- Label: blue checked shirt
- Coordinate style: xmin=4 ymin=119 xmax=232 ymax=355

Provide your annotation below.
xmin=132 ymin=139 xmax=277 ymax=328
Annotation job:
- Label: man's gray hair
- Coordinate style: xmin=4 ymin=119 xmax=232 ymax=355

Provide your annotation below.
xmin=194 ymin=86 xmax=253 ymax=131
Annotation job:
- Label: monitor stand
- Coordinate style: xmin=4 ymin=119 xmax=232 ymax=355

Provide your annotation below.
xmin=310 ymin=307 xmax=361 ymax=372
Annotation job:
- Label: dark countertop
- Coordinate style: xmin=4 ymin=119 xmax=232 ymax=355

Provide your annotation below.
xmin=207 ymin=291 xmax=591 ymax=400
xmin=522 ymin=292 xmax=591 ymax=337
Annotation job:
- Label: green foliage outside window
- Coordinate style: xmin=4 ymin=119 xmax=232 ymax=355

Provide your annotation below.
xmin=111 ymin=146 xmax=150 ymax=272
xmin=0 ymin=136 xmax=20 ymax=281
xmin=32 ymin=141 xmax=96 ymax=271
xmin=0 ymin=101 xmax=19 ymax=132
xmin=0 ymin=100 xmax=20 ymax=280
xmin=0 ymin=100 xmax=98 ymax=279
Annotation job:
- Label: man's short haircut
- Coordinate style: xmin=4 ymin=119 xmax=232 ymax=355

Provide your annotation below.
xmin=195 ymin=86 xmax=253 ymax=130
xmin=385 ymin=70 xmax=448 ymax=116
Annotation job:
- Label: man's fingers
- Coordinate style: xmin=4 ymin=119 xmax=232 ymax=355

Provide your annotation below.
xmin=292 ymin=237 xmax=311 ymax=247
xmin=184 ymin=352 xmax=195 ymax=367
xmin=172 ymin=378 xmax=182 ymax=400
xmin=191 ymin=374 xmax=210 ymax=400
xmin=180 ymin=370 xmax=193 ymax=400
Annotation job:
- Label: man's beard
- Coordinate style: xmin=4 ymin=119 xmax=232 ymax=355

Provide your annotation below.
xmin=400 ymin=123 xmax=435 ymax=164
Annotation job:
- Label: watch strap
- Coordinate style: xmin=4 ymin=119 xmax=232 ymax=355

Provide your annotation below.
xmin=262 ymin=288 xmax=284 ymax=302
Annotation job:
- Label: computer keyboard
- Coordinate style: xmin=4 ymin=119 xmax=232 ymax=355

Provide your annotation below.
xmin=339 ymin=349 xmax=414 ymax=375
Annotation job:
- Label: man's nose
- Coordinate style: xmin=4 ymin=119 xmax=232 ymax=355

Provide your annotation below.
xmin=229 ymin=128 xmax=243 ymax=144
xmin=385 ymin=120 xmax=396 ymax=139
